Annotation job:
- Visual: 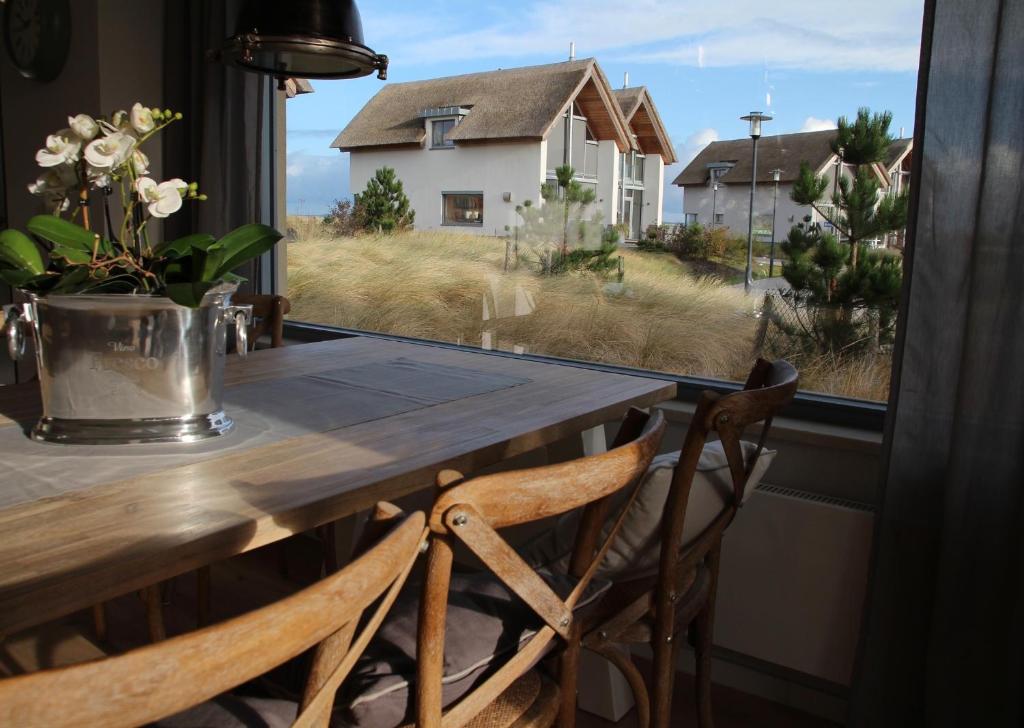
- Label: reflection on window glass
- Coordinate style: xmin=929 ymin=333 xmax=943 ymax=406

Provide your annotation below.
xmin=284 ymin=0 xmax=924 ymax=404
xmin=443 ymin=193 xmax=483 ymax=226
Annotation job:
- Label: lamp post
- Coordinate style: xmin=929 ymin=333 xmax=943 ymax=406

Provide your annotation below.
xmin=769 ymin=168 xmax=781 ymax=277
xmin=740 ymin=111 xmax=772 ymax=293
xmin=711 ymin=181 xmax=719 ymax=229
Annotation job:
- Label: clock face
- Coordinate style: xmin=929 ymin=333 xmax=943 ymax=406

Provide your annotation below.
xmin=4 ymin=0 xmax=70 ymax=82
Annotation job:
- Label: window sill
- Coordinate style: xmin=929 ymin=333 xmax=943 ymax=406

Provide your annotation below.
xmin=441 ymin=222 xmax=484 ymax=227
xmin=281 ymin=320 xmax=888 ymax=432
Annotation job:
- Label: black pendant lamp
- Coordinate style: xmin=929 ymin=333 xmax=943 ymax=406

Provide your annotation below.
xmin=221 ymin=0 xmax=388 ymax=82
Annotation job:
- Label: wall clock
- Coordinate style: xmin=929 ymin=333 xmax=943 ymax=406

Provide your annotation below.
xmin=4 ymin=0 xmax=71 ymax=82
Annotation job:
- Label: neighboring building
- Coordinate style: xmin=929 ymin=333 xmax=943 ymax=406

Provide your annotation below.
xmin=332 ymin=59 xmax=676 ymax=240
xmin=673 ymin=130 xmax=913 ymax=246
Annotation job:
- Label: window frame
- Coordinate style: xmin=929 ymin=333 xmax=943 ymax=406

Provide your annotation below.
xmin=430 ymin=118 xmax=457 ymax=149
xmin=441 ymin=191 xmax=484 ymax=227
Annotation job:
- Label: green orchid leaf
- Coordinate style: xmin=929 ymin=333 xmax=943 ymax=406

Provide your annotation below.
xmin=0 ymin=229 xmax=46 ymax=275
xmin=50 ymin=246 xmax=93 ymax=265
xmin=208 ymin=224 xmax=282 ymax=281
xmin=0 ymin=268 xmax=51 ymax=289
xmin=165 ymin=280 xmax=216 ymax=308
xmin=27 ymin=215 xmax=109 ymax=254
xmin=153 ymin=233 xmax=216 ymax=259
xmin=50 ymin=266 xmax=91 ymax=294
xmin=221 ymin=272 xmax=246 ymax=284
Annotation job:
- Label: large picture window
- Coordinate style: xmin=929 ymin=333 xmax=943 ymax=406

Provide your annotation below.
xmin=282 ymin=0 xmax=923 ymax=412
xmin=442 ymin=193 xmax=483 ymax=226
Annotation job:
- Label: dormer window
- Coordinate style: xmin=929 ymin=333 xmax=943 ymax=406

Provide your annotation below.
xmin=420 ymin=105 xmax=472 ymax=150
xmin=431 ymin=119 xmax=457 ymax=148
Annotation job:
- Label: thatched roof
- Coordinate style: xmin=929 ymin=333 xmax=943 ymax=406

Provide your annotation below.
xmin=332 ymin=58 xmax=631 ymax=152
xmin=884 ymin=137 xmax=913 ymax=170
xmin=612 ymin=87 xmax=677 ymax=164
xmin=672 ymin=130 xmax=840 ymax=186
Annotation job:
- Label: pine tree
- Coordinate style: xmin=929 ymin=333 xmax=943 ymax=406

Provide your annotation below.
xmin=354 ymin=167 xmax=415 ymax=233
xmin=543 ymin=165 xmax=597 ymax=257
xmin=790 ymin=108 xmax=908 ymax=268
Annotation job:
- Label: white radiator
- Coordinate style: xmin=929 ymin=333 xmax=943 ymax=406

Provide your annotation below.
xmin=712 ymin=484 xmax=876 ymax=687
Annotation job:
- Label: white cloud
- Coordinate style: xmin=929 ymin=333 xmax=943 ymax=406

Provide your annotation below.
xmin=285 ymin=151 xmax=349 ymax=216
xmin=388 ymin=0 xmax=922 ymax=73
xmin=799 ymin=116 xmax=838 ymax=132
xmin=680 ymin=128 xmax=720 ymax=164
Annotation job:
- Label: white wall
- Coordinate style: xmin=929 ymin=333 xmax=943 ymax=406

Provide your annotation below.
xmin=640 ymin=154 xmax=665 ymax=231
xmin=349 ymin=141 xmax=546 ymax=236
xmin=595 ymin=140 xmax=620 ymax=226
xmin=682 ymin=161 xmax=856 ymax=241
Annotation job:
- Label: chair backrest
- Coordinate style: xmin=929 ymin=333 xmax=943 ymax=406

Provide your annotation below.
xmin=0 ymin=509 xmax=426 ymax=728
xmin=417 ymin=408 xmax=666 ymax=727
xmin=656 ymin=358 xmax=798 ymax=600
xmin=232 ymin=293 xmax=291 ymax=349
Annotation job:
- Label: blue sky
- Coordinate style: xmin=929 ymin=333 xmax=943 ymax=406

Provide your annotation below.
xmin=286 ymin=0 xmax=924 ymax=220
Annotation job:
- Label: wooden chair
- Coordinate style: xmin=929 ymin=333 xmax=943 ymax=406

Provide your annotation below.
xmin=232 ymin=293 xmax=291 ymax=350
xmin=0 ymin=508 xmax=426 ymax=728
xmin=411 ymin=408 xmax=666 ymax=728
xmin=579 ymin=358 xmax=798 ymax=728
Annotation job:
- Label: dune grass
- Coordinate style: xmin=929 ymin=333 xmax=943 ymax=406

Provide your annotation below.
xmin=285 ymin=218 xmax=891 ymax=400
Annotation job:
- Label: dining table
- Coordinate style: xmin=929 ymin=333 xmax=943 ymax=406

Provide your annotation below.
xmin=0 ymin=336 xmax=676 ymax=636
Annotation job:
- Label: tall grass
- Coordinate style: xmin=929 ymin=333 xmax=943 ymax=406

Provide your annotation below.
xmin=285 ymin=219 xmax=891 ymax=399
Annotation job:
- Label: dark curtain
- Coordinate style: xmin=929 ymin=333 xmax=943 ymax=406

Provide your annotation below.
xmin=162 ymin=0 xmax=272 ymax=290
xmin=851 ymin=0 xmax=1024 ymax=725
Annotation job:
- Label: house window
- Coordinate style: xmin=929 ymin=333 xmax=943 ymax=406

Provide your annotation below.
xmin=714 ymin=213 xmax=724 ymax=224
xmin=431 ymin=119 xmax=456 ymax=148
xmin=635 ymin=154 xmax=645 ymax=183
xmin=442 ymin=193 xmax=483 ymax=226
xmin=684 ymin=213 xmax=698 ymax=225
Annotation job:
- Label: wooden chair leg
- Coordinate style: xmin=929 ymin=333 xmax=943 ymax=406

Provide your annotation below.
xmin=196 ymin=566 xmax=211 ymax=628
xmin=91 ymin=602 xmax=107 ymax=643
xmin=591 ymin=644 xmax=650 ymax=728
xmin=694 ymin=543 xmax=723 ymax=728
xmin=557 ymin=623 xmax=582 ymax=728
xmin=318 ymin=524 xmax=339 ymax=575
xmin=141 ymin=585 xmax=166 ymax=642
xmin=650 ymin=622 xmax=677 ymax=728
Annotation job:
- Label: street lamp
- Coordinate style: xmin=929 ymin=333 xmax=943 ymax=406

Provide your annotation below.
xmin=769 ymin=168 xmax=781 ymax=277
xmin=740 ymin=111 xmax=772 ymax=293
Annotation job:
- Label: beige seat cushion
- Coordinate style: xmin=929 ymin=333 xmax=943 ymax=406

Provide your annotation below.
xmin=520 ymin=440 xmax=776 ymax=579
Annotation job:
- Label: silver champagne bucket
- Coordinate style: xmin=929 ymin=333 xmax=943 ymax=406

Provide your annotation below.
xmin=4 ymin=288 xmax=252 ymax=444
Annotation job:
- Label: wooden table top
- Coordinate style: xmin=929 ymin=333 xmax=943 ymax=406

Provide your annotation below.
xmin=0 ymin=337 xmax=675 ymax=635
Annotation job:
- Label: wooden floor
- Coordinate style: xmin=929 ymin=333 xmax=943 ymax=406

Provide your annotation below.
xmin=47 ymin=535 xmax=836 ymax=728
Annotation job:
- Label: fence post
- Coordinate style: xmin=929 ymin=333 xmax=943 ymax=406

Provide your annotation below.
xmin=752 ymin=290 xmax=776 ymax=356
xmin=617 ymin=255 xmax=624 ymax=282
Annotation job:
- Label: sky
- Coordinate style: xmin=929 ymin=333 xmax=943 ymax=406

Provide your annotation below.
xmin=286 ymin=0 xmax=925 ymax=221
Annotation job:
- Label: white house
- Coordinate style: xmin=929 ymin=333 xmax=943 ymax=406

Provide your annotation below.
xmin=673 ymin=130 xmax=913 ymax=246
xmin=331 ymin=59 xmax=677 ymax=240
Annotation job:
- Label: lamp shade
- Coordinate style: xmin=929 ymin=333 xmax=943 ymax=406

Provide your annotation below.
xmin=221 ymin=0 xmax=388 ymax=80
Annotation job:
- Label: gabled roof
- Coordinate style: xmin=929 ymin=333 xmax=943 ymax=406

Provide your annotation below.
xmin=673 ymin=130 xmax=839 ymax=186
xmin=332 ymin=58 xmax=631 ymax=152
xmin=884 ymin=137 xmax=913 ymax=170
xmin=612 ymin=87 xmax=677 ymax=164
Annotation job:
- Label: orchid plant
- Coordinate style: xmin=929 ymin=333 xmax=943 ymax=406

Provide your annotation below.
xmin=0 ymin=103 xmax=281 ymax=307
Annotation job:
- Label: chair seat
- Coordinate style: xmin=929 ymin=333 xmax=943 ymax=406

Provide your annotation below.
xmin=153 ymin=695 xmax=297 ymax=728
xmin=337 ymin=569 xmax=607 ymax=728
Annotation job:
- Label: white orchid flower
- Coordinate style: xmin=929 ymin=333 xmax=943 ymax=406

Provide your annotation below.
xmin=136 ymin=177 xmax=188 ymax=218
xmin=84 ymin=131 xmax=136 ymax=170
xmin=131 ymin=148 xmax=150 ymax=175
xmin=98 ymin=110 xmax=130 ymax=137
xmin=86 ymin=165 xmax=112 ymax=188
xmin=130 ymin=103 xmax=155 ymax=135
xmin=68 ymin=114 xmax=99 ymax=140
xmin=35 ymin=130 xmax=81 ymax=167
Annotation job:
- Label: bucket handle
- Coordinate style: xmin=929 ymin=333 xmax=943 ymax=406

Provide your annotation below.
xmin=225 ymin=304 xmax=253 ymax=357
xmin=3 ymin=305 xmax=28 ymax=361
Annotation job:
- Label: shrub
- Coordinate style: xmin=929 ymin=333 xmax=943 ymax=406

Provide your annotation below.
xmin=323 ymin=198 xmax=364 ymax=236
